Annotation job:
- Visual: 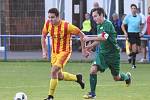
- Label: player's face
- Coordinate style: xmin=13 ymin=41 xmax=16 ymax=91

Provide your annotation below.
xmin=131 ymin=6 xmax=137 ymax=14
xmin=48 ymin=13 xmax=59 ymax=25
xmin=92 ymin=11 xmax=104 ymax=24
xmin=148 ymin=7 xmax=150 ymax=15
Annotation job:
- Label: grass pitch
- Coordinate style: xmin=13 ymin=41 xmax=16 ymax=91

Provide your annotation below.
xmin=0 ymin=61 xmax=150 ymax=100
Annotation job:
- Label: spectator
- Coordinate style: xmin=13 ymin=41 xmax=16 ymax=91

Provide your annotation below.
xmin=90 ymin=2 xmax=100 ymax=35
xmin=137 ymin=8 xmax=147 ymax=63
xmin=77 ymin=13 xmax=92 ymax=51
xmin=147 ymin=7 xmax=150 ymax=35
xmin=112 ymin=13 xmax=125 ymax=52
xmin=81 ymin=13 xmax=92 ymax=35
xmin=139 ymin=6 xmax=150 ymax=62
xmin=90 ymin=2 xmax=107 ymax=35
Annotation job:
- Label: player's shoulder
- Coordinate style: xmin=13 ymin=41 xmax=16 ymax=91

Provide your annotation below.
xmin=62 ymin=20 xmax=69 ymax=24
xmin=104 ymin=20 xmax=113 ymax=26
xmin=44 ymin=20 xmax=52 ymax=30
xmin=125 ymin=14 xmax=132 ymax=19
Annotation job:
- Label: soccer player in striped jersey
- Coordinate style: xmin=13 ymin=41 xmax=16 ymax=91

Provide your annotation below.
xmin=41 ymin=8 xmax=86 ymax=100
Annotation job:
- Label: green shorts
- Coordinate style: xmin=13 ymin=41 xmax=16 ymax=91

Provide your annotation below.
xmin=92 ymin=52 xmax=120 ymax=76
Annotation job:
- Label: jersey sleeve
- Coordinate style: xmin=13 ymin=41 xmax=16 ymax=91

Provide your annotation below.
xmin=123 ymin=15 xmax=129 ymax=25
xmin=110 ymin=22 xmax=116 ymax=34
xmin=105 ymin=21 xmax=116 ymax=35
xmin=105 ymin=21 xmax=117 ymax=42
xmin=42 ymin=20 xmax=49 ymax=38
xmin=67 ymin=23 xmax=81 ymax=35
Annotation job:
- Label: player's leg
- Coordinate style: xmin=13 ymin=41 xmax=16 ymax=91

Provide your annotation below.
xmin=58 ymin=71 xmax=85 ymax=89
xmin=109 ymin=54 xmax=131 ymax=86
xmin=128 ymin=33 xmax=140 ymax=69
xmin=83 ymin=54 xmax=106 ymax=99
xmin=112 ymin=72 xmax=131 ymax=87
xmin=131 ymin=44 xmax=137 ymax=68
xmin=83 ymin=64 xmax=98 ymax=99
xmin=44 ymin=52 xmax=66 ymax=100
xmin=139 ymin=40 xmax=147 ymax=62
xmin=58 ymin=52 xmax=85 ymax=89
xmin=44 ymin=65 xmax=61 ymax=100
xmin=126 ymin=40 xmax=132 ymax=63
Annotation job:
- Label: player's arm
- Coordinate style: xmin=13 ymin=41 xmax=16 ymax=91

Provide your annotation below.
xmin=121 ymin=23 xmax=128 ymax=38
xmin=41 ymin=33 xmax=48 ymax=59
xmin=121 ymin=15 xmax=128 ymax=39
xmin=86 ymin=41 xmax=99 ymax=50
xmin=41 ymin=21 xmax=49 ymax=59
xmin=78 ymin=31 xmax=90 ymax=57
xmin=140 ymin=17 xmax=147 ymax=37
xmin=78 ymin=31 xmax=86 ymax=50
xmin=83 ymin=32 xmax=109 ymax=42
xmin=68 ymin=23 xmax=89 ymax=57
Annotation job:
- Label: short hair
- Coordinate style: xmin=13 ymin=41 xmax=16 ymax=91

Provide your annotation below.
xmin=48 ymin=8 xmax=59 ymax=17
xmin=112 ymin=13 xmax=118 ymax=17
xmin=130 ymin=4 xmax=137 ymax=9
xmin=91 ymin=7 xmax=105 ymax=17
xmin=93 ymin=2 xmax=99 ymax=8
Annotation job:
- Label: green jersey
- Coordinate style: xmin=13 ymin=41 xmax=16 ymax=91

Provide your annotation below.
xmin=97 ymin=20 xmax=120 ymax=54
xmin=94 ymin=20 xmax=120 ymax=74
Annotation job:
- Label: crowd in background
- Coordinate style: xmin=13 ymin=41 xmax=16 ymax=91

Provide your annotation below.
xmin=78 ymin=2 xmax=150 ymax=63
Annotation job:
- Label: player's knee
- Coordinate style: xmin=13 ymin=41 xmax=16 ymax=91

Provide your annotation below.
xmin=90 ymin=65 xmax=97 ymax=74
xmin=51 ymin=66 xmax=61 ymax=78
xmin=113 ymin=76 xmax=120 ymax=81
xmin=58 ymin=73 xmax=63 ymax=80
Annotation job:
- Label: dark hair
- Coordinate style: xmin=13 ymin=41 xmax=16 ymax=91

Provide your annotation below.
xmin=91 ymin=7 xmax=105 ymax=17
xmin=48 ymin=8 xmax=59 ymax=17
xmin=130 ymin=4 xmax=137 ymax=9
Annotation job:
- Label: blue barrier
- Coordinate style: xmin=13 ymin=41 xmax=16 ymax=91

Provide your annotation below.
xmin=0 ymin=34 xmax=51 ymax=61
xmin=0 ymin=34 xmax=150 ymax=62
xmin=47 ymin=36 xmax=51 ymax=61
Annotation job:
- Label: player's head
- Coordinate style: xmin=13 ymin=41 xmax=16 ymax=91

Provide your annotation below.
xmin=93 ymin=2 xmax=99 ymax=8
xmin=112 ymin=13 xmax=119 ymax=21
xmin=48 ymin=8 xmax=60 ymax=25
xmin=137 ymin=8 xmax=141 ymax=14
xmin=148 ymin=6 xmax=150 ymax=15
xmin=130 ymin=4 xmax=137 ymax=15
xmin=91 ymin=7 xmax=105 ymax=24
xmin=85 ymin=13 xmax=90 ymax=20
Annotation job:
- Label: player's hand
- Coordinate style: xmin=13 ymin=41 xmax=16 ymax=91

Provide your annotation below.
xmin=42 ymin=52 xmax=47 ymax=59
xmin=83 ymin=36 xmax=91 ymax=42
xmin=82 ymin=49 xmax=90 ymax=58
xmin=124 ymin=33 xmax=128 ymax=40
xmin=139 ymin=33 xmax=144 ymax=37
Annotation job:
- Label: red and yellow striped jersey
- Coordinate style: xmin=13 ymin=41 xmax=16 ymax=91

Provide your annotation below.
xmin=42 ymin=20 xmax=81 ymax=54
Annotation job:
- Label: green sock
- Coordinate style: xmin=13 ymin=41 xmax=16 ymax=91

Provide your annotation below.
xmin=90 ymin=74 xmax=97 ymax=93
xmin=119 ymin=72 xmax=129 ymax=81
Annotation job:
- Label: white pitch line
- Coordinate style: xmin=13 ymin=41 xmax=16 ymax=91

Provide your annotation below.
xmin=96 ymin=84 xmax=148 ymax=87
xmin=0 ymin=85 xmax=46 ymax=89
xmin=0 ymin=83 xmax=148 ymax=89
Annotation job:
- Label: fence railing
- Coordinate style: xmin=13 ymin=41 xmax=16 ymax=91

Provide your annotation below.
xmin=0 ymin=34 xmax=150 ymax=62
xmin=0 ymin=34 xmax=51 ymax=61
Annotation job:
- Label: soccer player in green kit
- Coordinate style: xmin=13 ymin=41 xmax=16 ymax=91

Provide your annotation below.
xmin=83 ymin=7 xmax=131 ymax=99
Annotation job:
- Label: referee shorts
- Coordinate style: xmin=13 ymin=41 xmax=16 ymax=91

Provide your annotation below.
xmin=128 ymin=32 xmax=141 ymax=46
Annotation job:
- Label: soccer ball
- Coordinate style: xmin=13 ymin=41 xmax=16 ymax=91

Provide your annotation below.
xmin=14 ymin=92 xmax=27 ymax=100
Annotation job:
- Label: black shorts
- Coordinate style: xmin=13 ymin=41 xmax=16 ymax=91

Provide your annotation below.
xmin=128 ymin=32 xmax=141 ymax=46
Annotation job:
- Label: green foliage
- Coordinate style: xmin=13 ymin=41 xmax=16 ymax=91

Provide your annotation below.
xmin=0 ymin=62 xmax=150 ymax=100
